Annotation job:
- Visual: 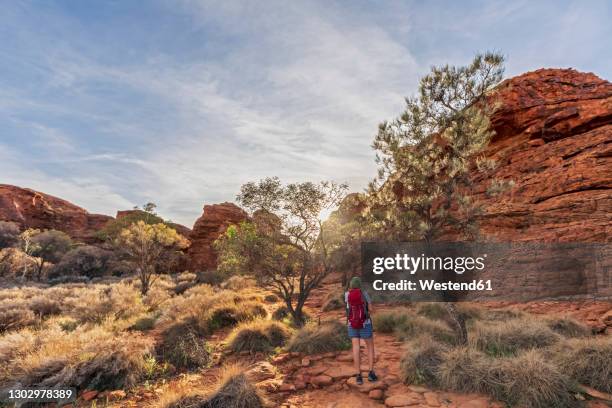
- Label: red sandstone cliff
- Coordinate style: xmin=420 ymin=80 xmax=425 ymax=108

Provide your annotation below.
xmin=0 ymin=184 xmax=112 ymax=243
xmin=187 ymin=202 xmax=248 ymax=271
xmin=471 ymin=68 xmax=611 ymax=242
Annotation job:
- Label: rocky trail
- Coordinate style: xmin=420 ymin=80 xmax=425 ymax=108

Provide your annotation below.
xmin=79 ymin=274 xmax=610 ymax=408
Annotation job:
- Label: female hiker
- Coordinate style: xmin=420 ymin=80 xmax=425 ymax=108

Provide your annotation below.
xmin=345 ymin=276 xmax=377 ymax=385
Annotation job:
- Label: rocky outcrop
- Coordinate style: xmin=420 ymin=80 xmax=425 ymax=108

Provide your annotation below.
xmin=187 ymin=202 xmax=248 ymax=271
xmin=0 ymin=184 xmax=112 ymax=243
xmin=469 ymin=69 xmax=611 ymax=242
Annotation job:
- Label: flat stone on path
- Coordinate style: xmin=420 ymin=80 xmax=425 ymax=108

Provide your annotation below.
xmin=346 ymin=376 xmax=387 ymax=393
xmin=407 ymin=385 xmax=429 ymax=393
xmin=384 ymin=393 xmax=423 ymax=407
xmin=324 ymin=365 xmax=356 ymax=380
xmin=310 ymin=375 xmax=333 ymax=387
xmin=424 ymin=392 xmax=440 ymax=406
xmin=369 ymin=389 xmax=384 ymax=400
xmin=457 ymin=399 xmax=489 ymax=408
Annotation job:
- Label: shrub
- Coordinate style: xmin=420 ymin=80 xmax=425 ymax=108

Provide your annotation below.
xmin=373 ymin=309 xmax=410 ymax=333
xmin=202 ymin=365 xmax=264 ymax=408
xmin=393 ymin=315 xmax=458 ymax=345
xmin=286 ymin=320 xmax=350 ymax=354
xmin=0 ymin=248 xmax=38 ymax=279
xmin=49 ymin=246 xmax=112 ymax=279
xmin=205 ymin=301 xmax=267 ymax=332
xmin=472 ymin=318 xmax=560 ymax=356
xmin=484 ymin=351 xmax=575 ymax=408
xmin=30 ymin=230 xmax=73 ymax=280
xmin=221 ymin=275 xmax=256 ymax=290
xmin=28 ymin=296 xmax=62 ymax=317
xmin=321 ymin=292 xmax=344 ymax=311
xmin=64 ymin=282 xmax=146 ymax=323
xmin=130 ymin=315 xmax=157 ymax=331
xmin=159 ymin=321 xmax=211 ymax=369
xmin=272 ymin=305 xmax=289 ymax=321
xmin=0 ymin=221 xmax=20 ymax=249
xmin=416 ymin=303 xmax=447 ymax=320
xmin=227 ymin=320 xmax=290 ymax=354
xmin=544 ymin=316 xmax=590 ymax=338
xmin=263 ymin=293 xmax=278 ymax=303
xmin=174 ymin=280 xmax=195 ymax=295
xmin=554 ymin=337 xmax=612 ymax=393
xmin=0 ymin=308 xmax=37 ymax=332
xmin=156 ymin=365 xmax=264 ymax=408
xmin=400 ymin=336 xmax=448 ymax=386
xmin=483 ymin=308 xmax=526 ymax=321
xmin=0 ymin=325 xmax=153 ymax=391
xmin=437 ymin=346 xmax=487 ymax=392
xmin=409 ymin=342 xmax=576 ymax=408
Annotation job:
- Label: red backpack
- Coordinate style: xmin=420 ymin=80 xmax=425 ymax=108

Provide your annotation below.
xmin=347 ymin=288 xmax=367 ymax=329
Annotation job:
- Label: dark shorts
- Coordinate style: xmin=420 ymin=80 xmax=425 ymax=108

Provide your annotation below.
xmin=348 ymin=322 xmax=373 ymax=339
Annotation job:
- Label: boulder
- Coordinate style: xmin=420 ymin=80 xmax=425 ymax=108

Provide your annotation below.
xmin=187 ymin=202 xmax=248 ymax=271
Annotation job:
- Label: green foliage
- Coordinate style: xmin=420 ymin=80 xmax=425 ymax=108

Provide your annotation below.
xmin=370 ymin=51 xmax=506 ymax=241
xmin=29 ymin=230 xmax=72 ymax=280
xmin=215 ymin=178 xmax=347 ymax=326
xmin=0 ymin=221 xmax=20 ymax=249
xmin=116 ymin=221 xmax=189 ymax=295
xmin=96 ymin=210 xmax=165 ymax=241
xmin=49 ymin=245 xmax=112 ymax=279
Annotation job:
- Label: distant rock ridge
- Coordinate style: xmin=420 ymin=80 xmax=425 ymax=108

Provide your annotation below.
xmin=0 ymin=184 xmax=113 ymax=243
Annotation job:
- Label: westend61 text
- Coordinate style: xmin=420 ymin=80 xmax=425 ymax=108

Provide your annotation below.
xmin=372 ymin=279 xmax=493 ymax=291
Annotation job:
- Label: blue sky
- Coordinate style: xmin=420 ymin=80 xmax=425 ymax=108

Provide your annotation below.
xmin=1 ymin=0 xmax=610 ymax=226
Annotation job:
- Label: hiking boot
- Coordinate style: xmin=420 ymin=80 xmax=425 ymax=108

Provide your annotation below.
xmin=368 ymin=370 xmax=378 ymax=382
xmin=356 ymin=373 xmax=363 ymax=385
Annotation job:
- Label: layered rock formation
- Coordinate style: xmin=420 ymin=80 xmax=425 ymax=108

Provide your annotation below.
xmin=0 ymin=184 xmax=112 ymax=243
xmin=187 ymin=202 xmax=248 ymax=271
xmin=471 ymin=68 xmax=611 ymax=242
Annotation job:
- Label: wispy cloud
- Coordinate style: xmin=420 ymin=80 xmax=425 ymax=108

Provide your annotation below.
xmin=0 ymin=0 xmax=610 ymax=226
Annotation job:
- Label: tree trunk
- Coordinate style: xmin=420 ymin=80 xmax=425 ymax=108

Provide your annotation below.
xmin=444 ymin=303 xmax=467 ymax=345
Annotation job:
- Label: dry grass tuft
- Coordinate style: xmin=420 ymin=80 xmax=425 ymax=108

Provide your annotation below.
xmin=472 ymin=317 xmax=560 ymax=356
xmin=202 ymin=365 xmax=265 ymax=408
xmin=226 ymin=320 xmax=290 ymax=354
xmin=400 ymin=335 xmax=448 ymax=386
xmin=554 ymin=336 xmax=612 ymax=393
xmin=159 ymin=320 xmax=211 ymax=369
xmin=373 ymin=309 xmax=410 ymax=333
xmin=156 ymin=365 xmax=264 ymax=408
xmin=321 ymin=292 xmax=344 ymax=311
xmin=286 ymin=320 xmax=350 ymax=354
xmin=0 ymin=324 xmax=153 ymax=391
xmin=544 ymin=316 xmax=591 ymax=338
xmin=220 ymin=275 xmax=256 ymax=291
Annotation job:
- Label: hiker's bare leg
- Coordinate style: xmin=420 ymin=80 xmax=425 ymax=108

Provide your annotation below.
xmin=352 ymin=337 xmax=361 ymax=375
xmin=365 ymin=337 xmax=375 ymax=371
